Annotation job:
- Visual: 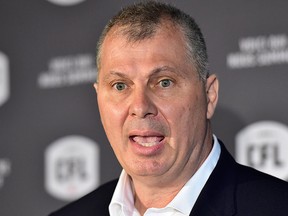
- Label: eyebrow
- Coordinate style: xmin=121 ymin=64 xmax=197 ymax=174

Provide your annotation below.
xmin=102 ymin=65 xmax=182 ymax=82
xmin=102 ymin=71 xmax=130 ymax=82
xmin=150 ymin=65 xmax=176 ymax=75
xmin=150 ymin=65 xmax=187 ymax=79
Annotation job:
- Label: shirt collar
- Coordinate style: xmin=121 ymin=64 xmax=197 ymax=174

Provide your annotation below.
xmin=109 ymin=170 xmax=135 ymax=215
xmin=109 ymin=135 xmax=221 ymax=215
xmin=166 ymin=135 xmax=221 ymax=214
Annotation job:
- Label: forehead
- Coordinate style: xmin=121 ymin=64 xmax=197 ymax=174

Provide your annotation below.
xmin=100 ymin=22 xmax=190 ymax=67
xmin=96 ymin=20 xmax=201 ymax=84
xmin=112 ymin=18 xmax=181 ymax=39
xmin=104 ymin=19 xmax=186 ymax=49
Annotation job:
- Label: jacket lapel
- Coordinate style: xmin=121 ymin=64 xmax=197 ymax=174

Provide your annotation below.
xmin=190 ymin=141 xmax=237 ymax=216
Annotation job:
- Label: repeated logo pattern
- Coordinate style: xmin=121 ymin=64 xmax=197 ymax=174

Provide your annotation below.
xmin=236 ymin=121 xmax=288 ymax=181
xmin=46 ymin=0 xmax=86 ymax=6
xmin=0 ymin=52 xmax=9 ymax=107
xmin=45 ymin=135 xmax=100 ymax=201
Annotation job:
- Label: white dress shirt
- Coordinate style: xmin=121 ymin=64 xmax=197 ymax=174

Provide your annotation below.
xmin=109 ymin=135 xmax=221 ymax=216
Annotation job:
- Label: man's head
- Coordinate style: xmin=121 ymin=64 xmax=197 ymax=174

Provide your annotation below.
xmin=96 ymin=1 xmax=209 ymax=82
xmin=95 ymin=1 xmax=218 ymax=186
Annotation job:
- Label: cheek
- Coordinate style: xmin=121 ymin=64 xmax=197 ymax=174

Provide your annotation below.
xmin=98 ymin=95 xmax=127 ymax=137
xmin=166 ymin=96 xmax=206 ymax=137
xmin=161 ymin=102 xmax=191 ymax=138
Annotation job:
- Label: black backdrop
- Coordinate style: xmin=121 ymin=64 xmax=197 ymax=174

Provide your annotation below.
xmin=1 ymin=0 xmax=288 ymax=215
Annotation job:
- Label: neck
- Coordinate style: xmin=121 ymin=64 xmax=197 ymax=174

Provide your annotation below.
xmin=130 ymin=134 xmax=213 ymax=215
xmin=132 ymin=178 xmax=183 ymax=215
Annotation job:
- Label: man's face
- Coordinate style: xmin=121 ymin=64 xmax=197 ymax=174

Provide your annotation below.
xmin=95 ymin=24 xmax=218 ymax=183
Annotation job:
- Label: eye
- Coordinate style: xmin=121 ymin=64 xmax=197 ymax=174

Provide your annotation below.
xmin=113 ymin=82 xmax=127 ymax=91
xmin=159 ymin=79 xmax=172 ymax=88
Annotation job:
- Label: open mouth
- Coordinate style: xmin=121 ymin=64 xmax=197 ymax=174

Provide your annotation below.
xmin=130 ymin=135 xmax=164 ymax=147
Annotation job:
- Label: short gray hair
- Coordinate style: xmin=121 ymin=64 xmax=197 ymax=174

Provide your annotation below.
xmin=96 ymin=1 xmax=209 ymax=82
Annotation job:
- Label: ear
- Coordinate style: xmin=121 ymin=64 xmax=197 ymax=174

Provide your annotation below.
xmin=206 ymin=74 xmax=219 ymax=119
xmin=94 ymin=82 xmax=98 ymax=94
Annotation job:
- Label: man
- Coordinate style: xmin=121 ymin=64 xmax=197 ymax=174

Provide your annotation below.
xmin=50 ymin=1 xmax=288 ymax=215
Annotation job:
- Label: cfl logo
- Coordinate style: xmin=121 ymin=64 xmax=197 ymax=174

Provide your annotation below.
xmin=46 ymin=0 xmax=85 ymax=6
xmin=0 ymin=52 xmax=9 ymax=107
xmin=55 ymin=157 xmax=87 ymax=182
xmin=236 ymin=121 xmax=288 ymax=181
xmin=45 ymin=135 xmax=100 ymax=201
xmin=246 ymin=142 xmax=283 ymax=168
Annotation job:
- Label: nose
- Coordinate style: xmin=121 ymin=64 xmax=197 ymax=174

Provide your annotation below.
xmin=129 ymin=87 xmax=157 ymax=118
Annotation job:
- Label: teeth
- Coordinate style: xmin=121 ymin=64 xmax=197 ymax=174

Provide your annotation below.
xmin=132 ymin=136 xmax=163 ymax=147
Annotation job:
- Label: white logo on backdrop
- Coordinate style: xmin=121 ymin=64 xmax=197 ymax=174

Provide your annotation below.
xmin=236 ymin=121 xmax=288 ymax=181
xmin=0 ymin=52 xmax=9 ymax=107
xmin=38 ymin=54 xmax=96 ymax=89
xmin=227 ymin=34 xmax=288 ymax=69
xmin=46 ymin=0 xmax=86 ymax=6
xmin=45 ymin=135 xmax=100 ymax=201
xmin=0 ymin=158 xmax=11 ymax=189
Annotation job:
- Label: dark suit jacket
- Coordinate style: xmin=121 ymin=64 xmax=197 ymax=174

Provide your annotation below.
xmin=49 ymin=141 xmax=288 ymax=216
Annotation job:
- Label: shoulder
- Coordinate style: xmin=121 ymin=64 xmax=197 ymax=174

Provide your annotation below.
xmin=236 ymin=163 xmax=288 ymax=197
xmin=49 ymin=179 xmax=118 ymax=216
xmin=234 ymin=164 xmax=288 ymax=214
xmin=219 ymin=140 xmax=288 ymax=200
xmin=210 ymin=140 xmax=288 ymax=214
